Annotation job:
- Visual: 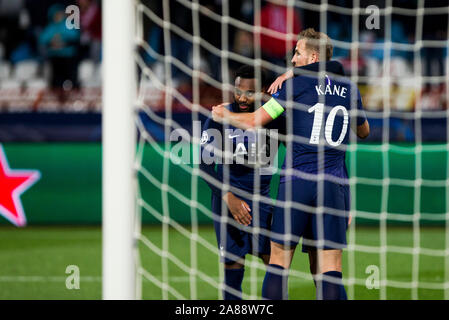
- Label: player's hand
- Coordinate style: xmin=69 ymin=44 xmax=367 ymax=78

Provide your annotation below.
xmin=211 ymin=103 xmax=230 ymax=123
xmin=267 ymin=69 xmax=294 ymax=95
xmin=222 ymin=192 xmax=252 ymax=226
xmin=267 ymin=74 xmax=287 ymax=95
xmin=348 ymin=214 xmax=352 ymax=226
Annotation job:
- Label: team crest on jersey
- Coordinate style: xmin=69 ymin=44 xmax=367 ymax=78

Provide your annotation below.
xmin=200 ymin=131 xmax=209 ymax=145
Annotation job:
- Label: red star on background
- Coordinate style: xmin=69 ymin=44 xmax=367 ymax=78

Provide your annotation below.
xmin=0 ymin=145 xmax=40 ymax=227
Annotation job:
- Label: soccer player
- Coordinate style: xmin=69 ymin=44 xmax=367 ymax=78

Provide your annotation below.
xmin=211 ymin=28 xmax=370 ymax=300
xmin=199 ymin=65 xmax=284 ymax=300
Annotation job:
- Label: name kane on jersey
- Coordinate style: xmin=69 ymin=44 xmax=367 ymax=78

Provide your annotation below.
xmin=315 ymin=83 xmax=347 ymax=98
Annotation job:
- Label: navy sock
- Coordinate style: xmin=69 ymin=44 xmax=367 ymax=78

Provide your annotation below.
xmin=223 ymin=268 xmax=244 ymax=300
xmin=316 ymin=271 xmax=347 ymax=300
xmin=262 ymin=264 xmax=288 ymax=300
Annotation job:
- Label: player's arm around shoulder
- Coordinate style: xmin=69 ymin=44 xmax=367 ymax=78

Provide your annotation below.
xmin=211 ymin=102 xmax=275 ymax=130
xmin=267 ymin=69 xmax=294 ymax=94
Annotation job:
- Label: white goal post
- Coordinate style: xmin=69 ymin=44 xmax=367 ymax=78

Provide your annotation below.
xmin=102 ymin=0 xmax=137 ymax=300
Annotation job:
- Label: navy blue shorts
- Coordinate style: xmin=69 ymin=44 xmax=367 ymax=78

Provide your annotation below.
xmin=271 ymin=178 xmax=350 ymax=252
xmin=212 ymin=194 xmax=272 ymax=264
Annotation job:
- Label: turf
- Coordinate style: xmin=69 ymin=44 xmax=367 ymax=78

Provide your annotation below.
xmin=0 ymin=226 xmax=446 ymax=300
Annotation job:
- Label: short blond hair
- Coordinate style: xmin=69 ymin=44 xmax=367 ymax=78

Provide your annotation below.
xmin=298 ymin=28 xmax=333 ymax=61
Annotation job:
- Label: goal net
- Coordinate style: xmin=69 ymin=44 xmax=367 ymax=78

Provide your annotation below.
xmin=103 ymin=0 xmax=449 ymax=300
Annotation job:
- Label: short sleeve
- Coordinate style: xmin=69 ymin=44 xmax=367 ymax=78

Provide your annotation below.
xmin=200 ymin=116 xmax=222 ymax=161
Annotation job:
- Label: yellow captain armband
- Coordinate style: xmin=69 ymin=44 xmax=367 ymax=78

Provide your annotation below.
xmin=262 ymin=98 xmax=285 ymax=120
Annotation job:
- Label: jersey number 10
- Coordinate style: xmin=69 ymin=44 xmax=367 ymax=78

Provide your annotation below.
xmin=308 ymin=103 xmax=349 ymax=147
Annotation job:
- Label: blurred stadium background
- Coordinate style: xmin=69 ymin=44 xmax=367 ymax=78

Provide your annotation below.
xmin=0 ymin=0 xmax=448 ymax=299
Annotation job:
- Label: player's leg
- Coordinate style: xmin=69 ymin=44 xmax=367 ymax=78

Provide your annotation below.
xmin=212 ymin=195 xmax=249 ymax=300
xmin=308 ymin=249 xmax=346 ymax=300
xmin=262 ymin=179 xmax=311 ymax=300
xmin=305 ymin=181 xmax=349 ymax=300
xmin=255 ymin=201 xmax=274 ymax=266
xmin=308 ymin=248 xmax=343 ymax=274
xmin=223 ymin=258 xmax=245 ymax=300
xmin=220 ymin=237 xmax=248 ymax=300
xmin=262 ymin=242 xmax=295 ymax=300
xmin=269 ymin=241 xmax=296 ymax=268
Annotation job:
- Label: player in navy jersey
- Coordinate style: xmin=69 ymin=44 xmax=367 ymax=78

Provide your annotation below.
xmin=199 ymin=65 xmax=284 ymax=300
xmin=211 ymin=28 xmax=370 ymax=300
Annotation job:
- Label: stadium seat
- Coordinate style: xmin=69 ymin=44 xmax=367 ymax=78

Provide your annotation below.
xmin=0 ymin=79 xmax=21 ymax=89
xmin=42 ymin=62 xmax=51 ymax=82
xmin=390 ymin=57 xmax=412 ymax=79
xmin=78 ymin=59 xmax=95 ymax=82
xmin=25 ymin=78 xmax=48 ymax=89
xmin=0 ymin=79 xmax=22 ymax=110
xmin=96 ymin=63 xmax=102 ymax=80
xmin=0 ymin=61 xmax=11 ymax=80
xmin=152 ymin=61 xmax=165 ymax=83
xmin=365 ymin=57 xmax=381 ymax=78
xmin=13 ymin=60 xmax=39 ymax=82
xmin=78 ymin=60 xmax=101 ymax=88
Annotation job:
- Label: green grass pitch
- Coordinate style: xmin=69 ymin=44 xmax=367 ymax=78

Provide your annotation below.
xmin=0 ymin=225 xmax=446 ymax=300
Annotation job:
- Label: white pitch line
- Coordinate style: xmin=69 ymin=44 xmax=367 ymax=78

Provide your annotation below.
xmin=0 ymin=276 xmax=101 ymax=282
xmin=0 ymin=276 xmax=311 ymax=283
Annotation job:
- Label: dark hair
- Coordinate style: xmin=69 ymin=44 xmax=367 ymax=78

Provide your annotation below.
xmin=234 ymin=65 xmax=269 ymax=88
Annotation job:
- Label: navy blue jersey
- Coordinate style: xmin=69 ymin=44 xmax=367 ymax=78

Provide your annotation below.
xmin=266 ymin=61 xmax=367 ymax=181
xmin=199 ymin=102 xmax=284 ymax=197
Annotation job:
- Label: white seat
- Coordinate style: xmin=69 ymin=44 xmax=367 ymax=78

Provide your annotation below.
xmin=0 ymin=61 xmax=11 ymax=80
xmin=13 ymin=60 xmax=39 ymax=81
xmin=81 ymin=77 xmax=101 ymax=88
xmin=152 ymin=61 xmax=165 ymax=83
xmin=78 ymin=59 xmax=95 ymax=84
xmin=0 ymin=80 xmax=22 ymax=109
xmin=25 ymin=78 xmax=48 ymax=89
xmin=42 ymin=62 xmax=51 ymax=82
xmin=0 ymin=79 xmax=21 ymax=89
xmin=365 ymin=57 xmax=381 ymax=78
xmin=80 ymin=62 xmax=101 ymax=88
xmin=95 ymin=63 xmax=102 ymax=80
xmin=390 ymin=57 xmax=412 ymax=78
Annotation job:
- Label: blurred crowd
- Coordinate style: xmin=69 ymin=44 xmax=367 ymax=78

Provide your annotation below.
xmin=142 ymin=0 xmax=449 ymax=111
xmin=0 ymin=0 xmax=101 ymax=94
xmin=0 ymin=0 xmax=448 ymax=112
